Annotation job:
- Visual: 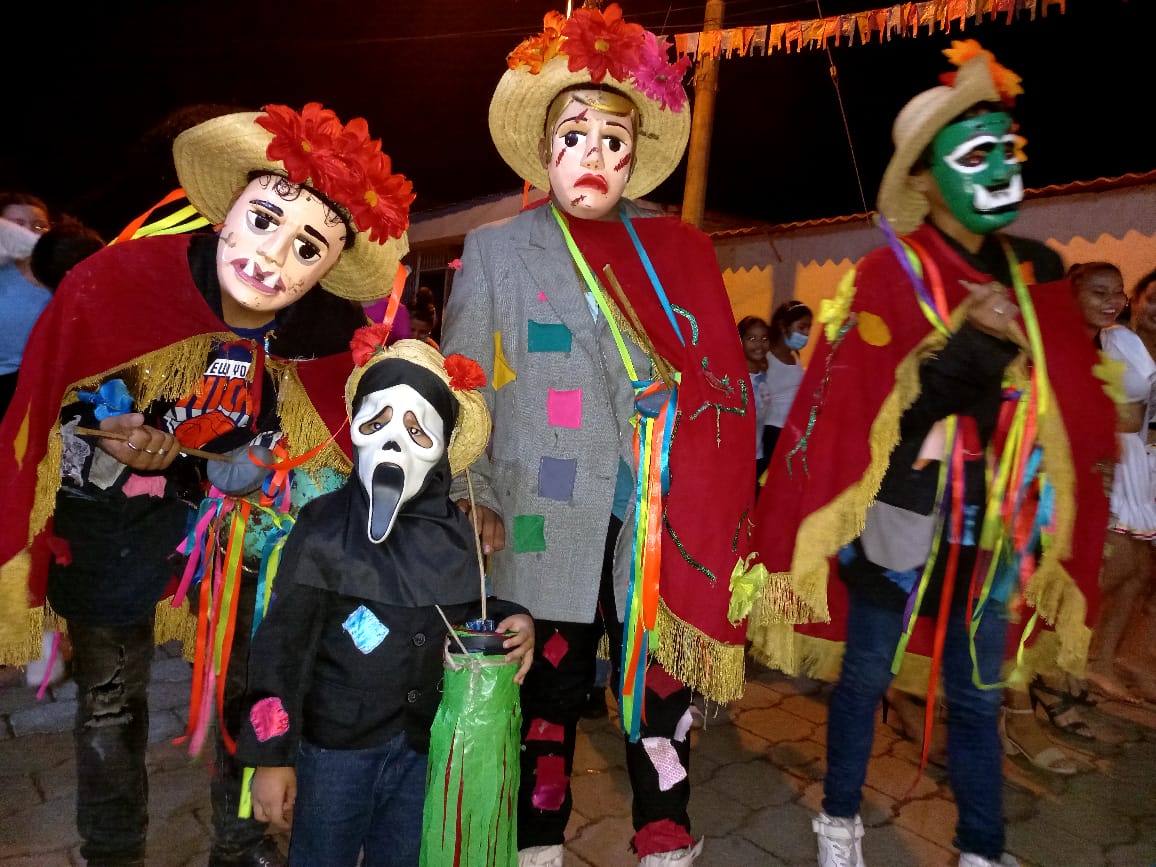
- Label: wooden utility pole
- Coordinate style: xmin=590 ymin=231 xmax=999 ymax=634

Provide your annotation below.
xmin=681 ymin=0 xmax=724 ymax=229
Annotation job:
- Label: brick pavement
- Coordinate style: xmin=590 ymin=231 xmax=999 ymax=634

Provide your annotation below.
xmin=1 ymin=644 xmax=1154 ymax=866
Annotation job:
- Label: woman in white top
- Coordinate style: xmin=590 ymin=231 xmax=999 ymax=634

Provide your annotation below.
xmin=1072 ymin=262 xmax=1156 ymax=705
xmin=762 ymin=300 xmax=813 ymax=462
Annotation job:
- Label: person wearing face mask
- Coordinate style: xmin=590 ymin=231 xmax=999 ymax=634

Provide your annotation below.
xmin=746 ymin=42 xmax=1116 ymax=867
xmin=762 ymin=300 xmax=813 ymax=463
xmin=0 ymin=104 xmax=415 ymax=867
xmin=236 ymin=335 xmax=533 ymax=867
xmin=440 ymin=6 xmax=758 ymax=865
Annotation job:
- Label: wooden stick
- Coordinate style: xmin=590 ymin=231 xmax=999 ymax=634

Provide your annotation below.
xmin=72 ymin=426 xmax=233 ymax=463
xmin=601 ymin=265 xmax=678 ymax=390
xmin=465 ymin=468 xmax=487 ymax=623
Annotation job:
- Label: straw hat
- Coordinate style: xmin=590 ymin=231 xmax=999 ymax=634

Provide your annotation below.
xmin=345 ymin=336 xmax=491 ymax=476
xmin=876 ymin=42 xmax=1021 ymax=235
xmin=173 ymin=104 xmax=413 ymax=302
xmin=488 ymin=5 xmax=692 ymax=200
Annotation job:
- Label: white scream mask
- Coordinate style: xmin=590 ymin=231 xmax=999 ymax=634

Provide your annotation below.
xmin=350 ymin=383 xmax=448 ymax=543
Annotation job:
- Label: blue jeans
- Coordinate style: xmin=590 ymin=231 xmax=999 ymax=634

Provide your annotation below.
xmin=823 ymin=585 xmax=1008 ymax=860
xmin=290 ymin=732 xmax=428 ymax=867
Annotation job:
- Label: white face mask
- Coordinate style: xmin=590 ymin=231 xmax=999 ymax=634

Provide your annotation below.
xmin=546 ymin=97 xmax=635 ymax=220
xmin=350 ymin=383 xmax=446 ymax=543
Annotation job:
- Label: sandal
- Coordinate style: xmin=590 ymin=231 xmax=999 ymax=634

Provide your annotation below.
xmin=1000 ymin=707 xmax=1078 ymax=775
xmin=1029 ymin=677 xmax=1097 ymax=739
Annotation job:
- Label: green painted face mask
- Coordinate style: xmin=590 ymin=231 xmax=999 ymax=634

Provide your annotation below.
xmin=929 ymin=111 xmax=1023 ymax=234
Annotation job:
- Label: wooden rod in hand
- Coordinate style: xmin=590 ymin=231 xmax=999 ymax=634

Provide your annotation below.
xmin=465 ymin=468 xmax=487 ymax=623
xmin=72 ymin=426 xmax=233 ymax=463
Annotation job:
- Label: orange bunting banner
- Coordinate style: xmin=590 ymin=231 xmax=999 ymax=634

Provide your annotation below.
xmin=673 ymin=0 xmax=1065 ymax=61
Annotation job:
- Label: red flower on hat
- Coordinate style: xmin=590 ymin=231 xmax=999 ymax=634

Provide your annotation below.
xmin=350 ymin=322 xmax=393 ymax=366
xmin=256 ymin=103 xmax=413 ymax=244
xmin=562 ymin=3 xmax=645 ymax=84
xmin=444 ymin=354 xmax=487 ymax=391
xmin=508 ymin=10 xmax=568 ymax=73
xmin=631 ymin=31 xmax=691 ymax=112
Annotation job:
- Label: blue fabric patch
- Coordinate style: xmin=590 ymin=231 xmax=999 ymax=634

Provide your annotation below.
xmin=343 ymin=605 xmax=389 ymax=654
xmin=538 ymin=456 xmax=577 ymax=502
xmin=881 ymin=566 xmax=920 ymax=594
xmin=611 ymin=458 xmax=633 ymax=520
xmin=527 ymin=320 xmax=572 ymax=353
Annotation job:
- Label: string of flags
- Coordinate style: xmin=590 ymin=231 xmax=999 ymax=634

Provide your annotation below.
xmin=673 ymin=0 xmax=1065 ymax=60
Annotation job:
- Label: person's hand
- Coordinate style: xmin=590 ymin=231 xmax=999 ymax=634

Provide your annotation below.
xmin=455 ymin=500 xmax=506 ymax=554
xmin=97 ymin=413 xmax=180 ymax=471
xmin=250 ymin=766 xmax=296 ymax=830
xmin=961 ymin=280 xmax=1018 ymax=340
xmin=496 ymin=613 xmax=535 ymax=684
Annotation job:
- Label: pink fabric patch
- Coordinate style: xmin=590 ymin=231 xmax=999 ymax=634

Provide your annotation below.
xmin=546 ymin=388 xmax=582 ymax=428
xmin=542 ymin=631 xmax=569 ymax=667
xmin=632 ymin=819 xmax=695 ymax=858
xmin=645 ymin=663 xmax=684 ymax=699
xmin=642 ymin=736 xmax=687 ymax=792
xmin=531 ymin=755 xmax=568 ymax=811
xmin=249 ymin=697 xmax=290 ymax=742
xmin=526 ymin=718 xmax=565 ymax=743
xmin=123 ymin=473 xmax=167 ymax=498
xmin=673 ymin=708 xmax=693 ymax=743
xmin=537 ymin=290 xmax=547 ymax=301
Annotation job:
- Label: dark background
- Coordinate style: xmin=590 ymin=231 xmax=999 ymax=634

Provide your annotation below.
xmin=4 ymin=0 xmax=1150 ymax=239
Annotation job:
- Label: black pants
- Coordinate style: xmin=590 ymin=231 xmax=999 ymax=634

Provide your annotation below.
xmin=516 ymin=517 xmax=693 ymax=850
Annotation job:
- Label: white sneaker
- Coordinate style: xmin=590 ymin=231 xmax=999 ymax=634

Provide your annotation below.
xmin=958 ymin=853 xmax=1019 ymax=867
xmin=24 ymin=632 xmax=67 ymax=688
xmin=639 ymin=838 xmax=704 ymax=866
xmin=813 ymin=812 xmax=865 ymax=867
xmin=518 ymin=844 xmax=564 ymax=867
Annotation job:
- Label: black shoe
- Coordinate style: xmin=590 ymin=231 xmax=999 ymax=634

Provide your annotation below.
xmin=580 ymin=687 xmax=608 ymax=719
xmin=208 ymin=838 xmax=287 ymax=867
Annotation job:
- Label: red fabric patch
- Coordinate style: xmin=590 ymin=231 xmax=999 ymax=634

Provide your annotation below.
xmin=632 ymin=818 xmax=695 ymax=857
xmin=531 ymin=755 xmax=568 ymax=811
xmin=47 ymin=535 xmax=72 ymax=567
xmin=541 ymin=630 xmax=568 ymax=668
xmin=644 ymin=662 xmax=683 ymax=699
xmin=526 ymin=718 xmax=565 ymax=743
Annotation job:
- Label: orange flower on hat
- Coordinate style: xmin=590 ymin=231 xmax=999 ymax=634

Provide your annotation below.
xmin=444 ymin=354 xmax=487 ymax=391
xmin=256 ymin=103 xmax=413 ymax=244
xmin=941 ymin=39 xmax=1023 ymax=106
xmin=562 ymin=2 xmax=645 ymax=84
xmin=508 ymin=10 xmax=568 ymax=73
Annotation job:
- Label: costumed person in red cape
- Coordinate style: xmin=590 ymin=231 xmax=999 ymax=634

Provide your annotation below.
xmin=440 ymin=5 xmax=757 ymax=865
xmin=745 ymin=42 xmax=1117 ymax=867
xmin=0 ymin=103 xmax=414 ymax=867
xmin=235 ymin=334 xmax=534 ymax=866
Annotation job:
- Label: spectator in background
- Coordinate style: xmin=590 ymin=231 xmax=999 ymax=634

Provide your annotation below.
xmin=738 ymin=315 xmax=772 ymax=486
xmin=408 ymin=291 xmax=440 ymax=349
xmin=762 ymin=300 xmax=812 ymax=462
xmin=30 ymin=217 xmax=106 ymax=291
xmin=0 ymin=192 xmax=53 ymax=417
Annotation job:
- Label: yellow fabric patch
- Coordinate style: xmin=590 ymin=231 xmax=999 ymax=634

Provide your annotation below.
xmin=1093 ymin=352 xmax=1126 ymax=405
xmin=13 ymin=407 xmax=29 ymax=470
xmin=857 ymin=311 xmax=891 ymax=346
xmin=820 ymin=268 xmax=858 ymax=343
xmin=493 ymin=332 xmax=516 ymax=390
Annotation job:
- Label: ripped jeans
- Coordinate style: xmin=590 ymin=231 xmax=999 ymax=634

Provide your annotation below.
xmin=68 ymin=619 xmax=154 ymax=866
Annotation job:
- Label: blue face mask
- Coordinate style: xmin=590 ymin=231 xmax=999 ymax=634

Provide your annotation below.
xmin=785 ymin=331 xmax=809 ymax=351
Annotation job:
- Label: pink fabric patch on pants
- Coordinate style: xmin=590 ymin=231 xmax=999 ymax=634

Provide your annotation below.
xmin=542 ymin=631 xmax=569 ymax=667
xmin=642 ymin=736 xmax=687 ymax=792
xmin=531 ymin=755 xmax=568 ymax=811
xmin=123 ymin=473 xmax=167 ymax=498
xmin=249 ymin=697 xmax=290 ymax=742
xmin=526 ymin=718 xmax=565 ymax=742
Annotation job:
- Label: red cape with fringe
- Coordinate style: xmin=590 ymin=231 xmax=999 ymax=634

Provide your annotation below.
xmin=0 ymin=235 xmax=354 ymax=659
xmin=749 ymin=224 xmax=1116 ymax=685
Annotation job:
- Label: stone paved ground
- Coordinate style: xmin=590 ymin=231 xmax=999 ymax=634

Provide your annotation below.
xmin=1 ymin=644 xmax=1153 ymax=866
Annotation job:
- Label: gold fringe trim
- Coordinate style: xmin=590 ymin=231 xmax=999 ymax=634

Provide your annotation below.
xmin=654 ymin=598 xmax=745 ymax=704
xmin=271 ymin=360 xmax=352 ymax=479
xmin=154 ymin=597 xmax=199 ymax=662
xmin=0 ymin=552 xmax=44 ymax=665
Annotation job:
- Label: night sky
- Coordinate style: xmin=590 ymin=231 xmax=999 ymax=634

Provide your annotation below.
xmin=4 ymin=0 xmax=1149 ymax=239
